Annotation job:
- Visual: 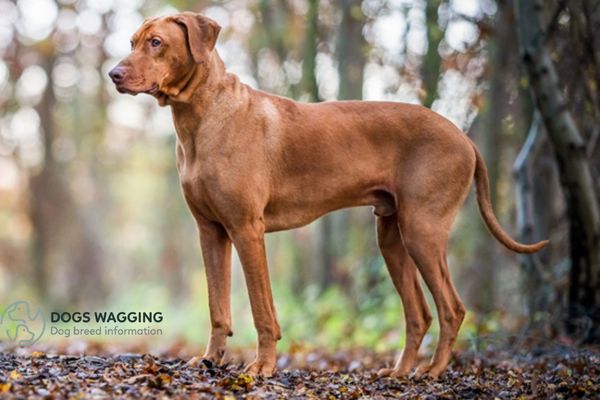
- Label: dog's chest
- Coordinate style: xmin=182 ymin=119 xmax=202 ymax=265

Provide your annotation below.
xmin=176 ymin=146 xmax=214 ymax=216
xmin=175 ymin=138 xmax=244 ymax=223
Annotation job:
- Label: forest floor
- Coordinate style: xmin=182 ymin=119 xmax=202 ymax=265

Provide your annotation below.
xmin=0 ymin=341 xmax=598 ymax=399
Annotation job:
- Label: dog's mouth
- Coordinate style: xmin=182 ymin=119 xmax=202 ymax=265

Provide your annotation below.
xmin=145 ymin=83 xmax=160 ymax=95
xmin=115 ymin=83 xmax=159 ymax=96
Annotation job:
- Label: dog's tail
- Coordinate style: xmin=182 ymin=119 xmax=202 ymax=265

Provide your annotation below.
xmin=471 ymin=140 xmax=549 ymax=254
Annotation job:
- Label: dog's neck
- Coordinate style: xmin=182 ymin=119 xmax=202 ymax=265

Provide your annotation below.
xmin=157 ymin=50 xmax=227 ymax=107
xmin=168 ymin=50 xmax=250 ymax=154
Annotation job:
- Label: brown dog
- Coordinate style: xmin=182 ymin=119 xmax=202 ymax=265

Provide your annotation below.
xmin=109 ymin=12 xmax=548 ymax=378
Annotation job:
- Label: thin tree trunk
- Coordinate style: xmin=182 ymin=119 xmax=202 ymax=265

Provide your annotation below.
xmin=514 ymin=112 xmax=554 ymax=332
xmin=302 ymin=0 xmax=320 ymax=102
xmin=30 ymin=55 xmax=106 ymax=306
xmin=422 ymin=0 xmax=443 ymax=108
xmin=335 ymin=0 xmax=373 ymax=293
xmin=30 ymin=56 xmax=59 ymax=302
xmin=515 ymin=0 xmax=600 ymax=342
xmin=474 ymin=0 xmax=518 ymax=328
xmin=461 ymin=1 xmax=511 ymax=328
xmin=336 ymin=0 xmax=365 ymax=100
xmin=300 ymin=0 xmax=334 ymax=292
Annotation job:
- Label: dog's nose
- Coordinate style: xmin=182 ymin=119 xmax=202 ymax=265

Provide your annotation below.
xmin=109 ymin=66 xmax=125 ymax=84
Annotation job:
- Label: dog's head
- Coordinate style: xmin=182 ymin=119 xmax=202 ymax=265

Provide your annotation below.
xmin=108 ymin=12 xmax=221 ymax=103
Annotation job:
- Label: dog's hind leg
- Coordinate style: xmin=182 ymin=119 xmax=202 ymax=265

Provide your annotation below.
xmin=401 ymin=216 xmax=466 ymax=379
xmin=391 ymin=133 xmax=474 ymax=378
xmin=376 ymin=214 xmax=433 ymax=378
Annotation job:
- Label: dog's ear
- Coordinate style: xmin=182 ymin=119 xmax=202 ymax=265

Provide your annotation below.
xmin=174 ymin=12 xmax=221 ymax=64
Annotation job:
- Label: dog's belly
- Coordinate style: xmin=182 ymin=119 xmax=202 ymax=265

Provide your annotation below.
xmin=263 ymin=187 xmax=396 ymax=232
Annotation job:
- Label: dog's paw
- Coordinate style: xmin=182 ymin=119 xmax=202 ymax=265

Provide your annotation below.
xmin=377 ymin=367 xmax=410 ymax=379
xmin=244 ymin=359 xmax=276 ymax=377
xmin=186 ymin=356 xmax=204 ymax=368
xmin=411 ymin=362 xmax=444 ymax=380
xmin=186 ymin=355 xmax=223 ymax=369
xmin=411 ymin=362 xmax=447 ymax=379
xmin=203 ymin=348 xmax=226 ymax=364
xmin=423 ymin=365 xmax=446 ymax=379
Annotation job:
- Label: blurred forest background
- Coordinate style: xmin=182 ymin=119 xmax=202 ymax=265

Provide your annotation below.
xmin=0 ymin=0 xmax=598 ymax=353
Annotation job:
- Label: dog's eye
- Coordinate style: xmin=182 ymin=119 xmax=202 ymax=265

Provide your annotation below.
xmin=130 ymin=40 xmax=134 ymax=50
xmin=151 ymin=38 xmax=162 ymax=48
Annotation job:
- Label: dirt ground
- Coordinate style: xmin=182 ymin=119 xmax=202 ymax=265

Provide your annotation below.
xmin=0 ymin=342 xmax=598 ymax=399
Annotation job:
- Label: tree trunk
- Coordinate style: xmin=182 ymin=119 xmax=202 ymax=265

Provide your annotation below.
xmin=462 ymin=1 xmax=513 ymax=329
xmin=422 ymin=0 xmax=443 ymax=108
xmin=299 ymin=0 xmax=334 ymax=291
xmin=29 ymin=55 xmax=106 ymax=306
xmin=301 ymin=0 xmax=320 ymax=102
xmin=336 ymin=0 xmax=373 ymax=293
xmin=515 ymin=0 xmax=600 ymax=342
xmin=316 ymin=0 xmax=368 ymax=294
xmin=514 ymin=112 xmax=558 ymax=334
xmin=299 ymin=0 xmax=335 ymax=292
xmin=30 ymin=55 xmax=61 ymax=302
xmin=336 ymin=0 xmax=365 ymax=100
xmin=473 ymin=2 xmax=507 ymax=322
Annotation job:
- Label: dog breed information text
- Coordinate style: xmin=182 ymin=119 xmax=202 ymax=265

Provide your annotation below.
xmin=49 ymin=311 xmax=164 ymax=338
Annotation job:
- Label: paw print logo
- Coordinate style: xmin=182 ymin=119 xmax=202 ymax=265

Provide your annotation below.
xmin=0 ymin=301 xmax=46 ymax=346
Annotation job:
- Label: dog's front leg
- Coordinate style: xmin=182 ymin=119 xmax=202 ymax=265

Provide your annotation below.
xmin=230 ymin=219 xmax=281 ymax=377
xmin=188 ymin=221 xmax=233 ymax=368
